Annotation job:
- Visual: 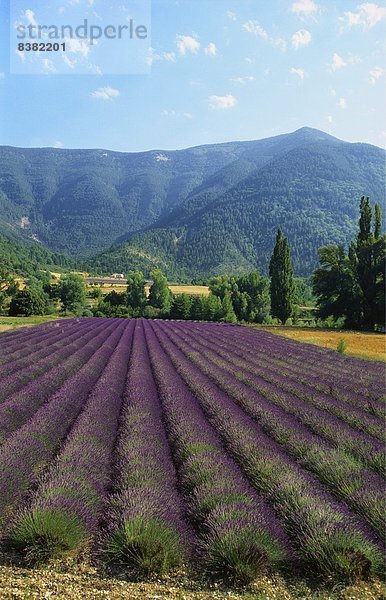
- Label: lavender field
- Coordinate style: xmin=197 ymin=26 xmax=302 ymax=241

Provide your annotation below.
xmin=0 ymin=317 xmax=384 ymax=584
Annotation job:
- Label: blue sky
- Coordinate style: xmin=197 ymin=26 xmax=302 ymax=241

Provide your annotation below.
xmin=0 ymin=0 xmax=385 ymax=151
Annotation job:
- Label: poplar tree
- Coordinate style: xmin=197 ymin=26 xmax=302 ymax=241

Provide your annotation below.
xmin=269 ymin=229 xmax=295 ymax=325
xmin=149 ymin=269 xmax=172 ymax=315
xmin=126 ymin=270 xmax=147 ymax=313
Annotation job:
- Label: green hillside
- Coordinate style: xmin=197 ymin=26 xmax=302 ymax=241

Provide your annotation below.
xmin=0 ymin=127 xmax=384 ymax=278
xmin=0 ymin=235 xmax=75 ymax=278
xmin=95 ymin=137 xmax=385 ymax=278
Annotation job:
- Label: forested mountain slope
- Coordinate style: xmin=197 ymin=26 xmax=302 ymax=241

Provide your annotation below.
xmin=0 ymin=128 xmax=384 ymax=277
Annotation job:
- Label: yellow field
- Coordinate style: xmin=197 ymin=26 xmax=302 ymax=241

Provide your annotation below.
xmin=262 ymin=327 xmax=386 ymax=362
xmin=96 ymin=284 xmax=127 ymax=294
xmin=169 ymin=285 xmax=210 ymax=296
xmin=92 ymin=284 xmax=210 ymax=297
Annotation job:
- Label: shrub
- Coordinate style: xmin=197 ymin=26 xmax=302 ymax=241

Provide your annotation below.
xmin=204 ymin=528 xmax=283 ymax=583
xmin=337 ymin=339 xmax=348 ymax=354
xmin=8 ymin=508 xmax=87 ymax=564
xmin=105 ymin=517 xmax=184 ymax=575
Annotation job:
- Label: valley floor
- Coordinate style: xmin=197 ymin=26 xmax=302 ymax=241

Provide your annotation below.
xmin=259 ymin=327 xmax=386 ymax=362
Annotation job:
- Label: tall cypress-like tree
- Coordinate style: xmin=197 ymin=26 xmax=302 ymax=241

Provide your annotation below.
xmin=356 ymin=197 xmax=375 ymax=327
xmin=313 ymin=197 xmax=385 ymax=330
xmin=356 ymin=196 xmax=385 ymax=328
xmin=269 ymin=229 xmax=295 ymax=325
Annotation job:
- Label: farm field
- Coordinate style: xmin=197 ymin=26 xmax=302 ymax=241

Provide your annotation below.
xmin=260 ymin=326 xmax=386 ymax=362
xmin=168 ymin=285 xmax=210 ymax=296
xmin=88 ymin=283 xmax=210 ymax=296
xmin=0 ymin=318 xmax=384 ymax=590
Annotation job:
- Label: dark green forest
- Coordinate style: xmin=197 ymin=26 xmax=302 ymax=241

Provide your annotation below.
xmin=0 ymin=235 xmax=75 ymax=277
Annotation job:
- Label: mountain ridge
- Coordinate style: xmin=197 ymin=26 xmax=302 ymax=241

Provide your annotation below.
xmin=0 ymin=127 xmax=384 ymax=278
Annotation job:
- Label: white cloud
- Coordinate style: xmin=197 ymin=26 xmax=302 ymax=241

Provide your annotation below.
xmin=331 ymin=52 xmax=346 ymax=70
xmin=330 ymin=53 xmax=361 ymax=71
xmin=63 ymin=55 xmax=77 ymax=69
xmin=290 ymin=67 xmax=306 ymax=79
xmin=369 ymin=66 xmax=385 ymax=84
xmin=291 ymin=29 xmax=312 ymax=48
xmin=274 ymin=38 xmax=287 ymax=51
xmin=337 ymin=97 xmax=347 ymax=109
xmin=327 ymin=115 xmax=333 ymax=123
xmin=163 ymin=52 xmax=176 ymax=62
xmin=242 ymin=20 xmax=268 ymax=40
xmin=330 ymin=88 xmax=337 ymax=96
xmin=65 ymin=37 xmax=91 ymax=57
xmin=208 ymin=94 xmax=237 ymax=110
xmin=16 ymin=49 xmax=26 ymax=62
xmin=53 ymin=141 xmax=64 ymax=148
xmin=291 ymin=0 xmax=320 ymax=15
xmin=226 ymin=10 xmax=237 ymax=21
xmin=146 ymin=48 xmax=176 ymax=66
xmin=230 ymin=75 xmax=255 ymax=84
xmin=361 ymin=2 xmax=386 ymax=26
xmin=346 ymin=54 xmax=362 ymax=65
xmin=160 ymin=110 xmax=193 ymax=119
xmin=24 ymin=9 xmax=37 ymax=27
xmin=343 ymin=11 xmax=362 ymax=27
xmin=91 ymin=86 xmax=120 ymax=101
xmin=340 ymin=3 xmax=386 ymax=29
xmin=242 ymin=21 xmax=287 ymax=51
xmin=176 ymin=34 xmax=200 ymax=55
xmin=245 ymin=57 xmax=255 ymax=64
xmin=42 ymin=58 xmax=56 ymax=73
xmin=204 ymin=42 xmax=217 ymax=56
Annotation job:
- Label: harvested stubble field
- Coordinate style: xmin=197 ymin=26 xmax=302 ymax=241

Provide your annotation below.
xmin=0 ymin=318 xmax=384 ymax=597
xmin=261 ymin=327 xmax=386 ymax=362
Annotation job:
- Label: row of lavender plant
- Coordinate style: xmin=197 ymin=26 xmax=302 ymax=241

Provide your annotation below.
xmin=0 ymin=319 xmax=99 ymax=384
xmin=237 ymin=324 xmax=385 ymax=377
xmin=158 ymin=322 xmax=384 ymax=538
xmin=143 ymin=321 xmax=292 ymax=583
xmin=7 ymin=320 xmax=135 ymax=562
xmin=0 ymin=319 xmax=128 ymax=530
xmin=172 ymin=324 xmax=384 ymax=471
xmin=151 ymin=321 xmax=384 ymax=582
xmin=0 ymin=318 xmax=108 ymax=401
xmin=0 ymin=320 xmax=119 ymax=445
xmin=191 ymin=324 xmax=385 ymax=412
xmin=191 ymin=327 xmax=384 ymax=416
xmin=103 ymin=321 xmax=191 ymax=575
xmin=0 ymin=319 xmax=78 ymax=357
xmin=180 ymin=324 xmax=384 ymax=441
xmin=206 ymin=324 xmax=383 ymax=394
xmin=222 ymin=325 xmax=384 ymax=395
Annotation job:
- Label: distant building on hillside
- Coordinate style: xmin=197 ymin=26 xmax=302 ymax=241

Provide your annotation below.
xmin=111 ymin=273 xmax=125 ymax=279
